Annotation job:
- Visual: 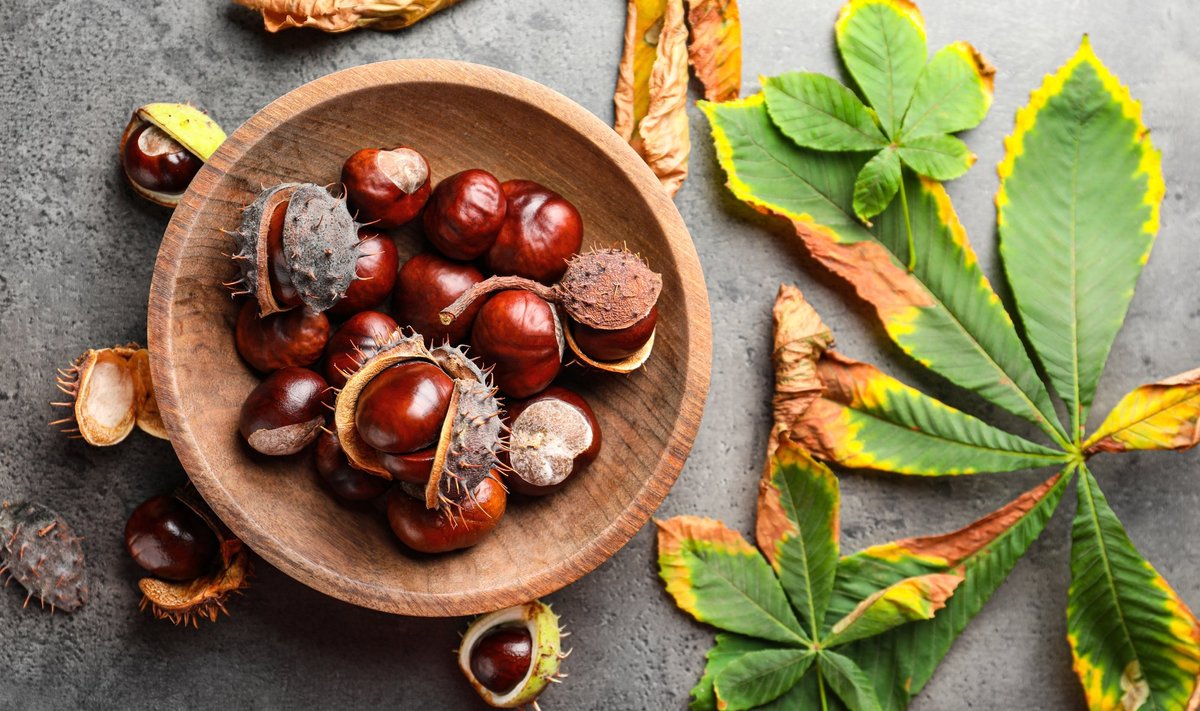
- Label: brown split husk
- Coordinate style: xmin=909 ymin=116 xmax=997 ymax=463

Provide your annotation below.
xmin=333 ymin=330 xmax=504 ymax=510
xmin=233 ymin=0 xmax=461 ymax=33
xmin=52 ymin=344 xmax=168 ymax=446
xmin=138 ymin=489 xmax=252 ymax=627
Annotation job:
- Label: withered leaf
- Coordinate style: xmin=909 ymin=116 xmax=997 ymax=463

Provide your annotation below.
xmin=685 ymin=0 xmax=742 ymax=102
xmin=233 ymin=0 xmax=460 ymax=33
xmin=768 ymin=284 xmax=834 ymax=458
xmin=615 ymin=0 xmax=691 ymax=196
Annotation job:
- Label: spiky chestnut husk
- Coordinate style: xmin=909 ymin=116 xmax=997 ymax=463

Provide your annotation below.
xmin=228 ymin=183 xmax=363 ymax=317
xmin=0 ymin=501 xmax=88 ymax=613
xmin=332 ymin=330 xmax=505 ymax=512
xmin=440 ymin=247 xmax=662 ymax=373
xmin=458 ymin=600 xmax=569 ymax=709
xmin=51 ymin=344 xmax=168 ymax=446
xmin=136 ymin=490 xmax=252 ymax=627
xmin=118 ymin=103 xmax=225 ymax=208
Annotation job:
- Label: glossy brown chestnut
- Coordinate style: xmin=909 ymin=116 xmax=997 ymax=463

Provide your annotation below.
xmin=323 ymin=310 xmax=399 ymax=388
xmin=354 ymin=361 xmax=454 ymax=454
xmin=379 ymin=446 xmax=437 ymax=484
xmin=239 ymin=367 xmax=330 ymax=456
xmin=341 ymin=146 xmax=431 ymax=228
xmin=121 ymin=123 xmax=203 ymax=196
xmin=571 ymin=306 xmax=657 ymax=362
xmin=314 ymin=428 xmax=390 ymax=501
xmin=485 ymin=180 xmax=583 ymax=284
xmin=393 ymin=252 xmax=485 ymax=345
xmin=503 ymin=386 xmax=601 ymax=496
xmin=386 ymin=474 xmax=507 ymax=554
xmin=422 ymin=169 xmax=507 ymax=260
xmin=235 ymin=299 xmax=331 ymax=373
xmin=470 ymin=290 xmax=561 ymax=398
xmin=327 ymin=230 xmax=399 ymax=318
xmin=470 ymin=627 xmax=533 ymax=695
xmin=265 ymin=200 xmax=304 ymax=309
xmin=125 ymin=495 xmax=219 ymax=582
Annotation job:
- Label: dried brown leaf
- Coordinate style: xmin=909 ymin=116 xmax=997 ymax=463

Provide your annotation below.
xmin=685 ymin=0 xmax=742 ymax=102
xmin=769 ymin=284 xmax=834 ymax=457
xmin=614 ymin=0 xmax=691 ymax=196
xmin=233 ymin=0 xmax=460 ymax=33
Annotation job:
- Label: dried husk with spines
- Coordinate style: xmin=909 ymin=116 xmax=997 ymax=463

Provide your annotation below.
xmin=227 ymin=182 xmax=363 ymax=316
xmin=440 ymin=247 xmax=664 ymax=373
xmin=333 ymin=330 xmax=505 ymax=512
xmin=0 ymin=500 xmax=88 ymax=614
xmin=137 ymin=489 xmax=252 ymax=627
xmin=51 ymin=344 xmax=167 ymax=446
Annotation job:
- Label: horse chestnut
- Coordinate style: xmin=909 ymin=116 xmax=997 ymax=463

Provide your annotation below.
xmin=378 ymin=446 xmax=437 ymax=484
xmin=327 ymin=230 xmax=399 ymax=318
xmin=121 ymin=123 xmax=203 ymax=197
xmin=504 ymin=387 xmax=601 ymax=496
xmin=386 ymin=473 xmax=506 ymax=553
xmin=314 ymin=428 xmax=390 ymax=501
xmin=323 ymin=310 xmax=399 ymax=388
xmin=485 ymin=180 xmax=583 ymax=283
xmin=341 ymin=146 xmax=431 ymax=228
xmin=393 ymin=252 xmax=485 ymax=345
xmin=470 ymin=290 xmax=562 ymax=398
xmin=235 ymin=299 xmax=330 ymax=373
xmin=125 ymin=496 xmax=219 ymax=582
xmin=264 ymin=201 xmax=304 ymax=309
xmin=423 ymin=169 xmax=507 ymax=260
xmin=458 ymin=600 xmax=566 ymax=708
xmin=470 ymin=627 xmax=532 ymax=694
xmin=571 ymin=306 xmax=658 ymax=361
xmin=118 ymin=103 xmax=225 ymax=208
xmin=238 ymin=367 xmax=330 ymax=456
xmin=354 ymin=361 xmax=454 ymax=454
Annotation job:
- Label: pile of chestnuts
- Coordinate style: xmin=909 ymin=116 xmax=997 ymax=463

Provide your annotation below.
xmin=227 ymin=144 xmax=662 ymax=555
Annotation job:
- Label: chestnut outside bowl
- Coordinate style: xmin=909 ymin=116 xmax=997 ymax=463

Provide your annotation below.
xmin=148 ymin=59 xmax=711 ymax=617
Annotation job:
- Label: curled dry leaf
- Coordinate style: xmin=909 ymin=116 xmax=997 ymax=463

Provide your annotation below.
xmin=233 ymin=0 xmax=460 ymax=33
xmin=615 ymin=0 xmax=691 ymax=196
xmin=768 ymin=284 xmax=833 ymax=458
xmin=51 ymin=344 xmax=168 ymax=446
xmin=684 ymin=0 xmax=742 ymax=102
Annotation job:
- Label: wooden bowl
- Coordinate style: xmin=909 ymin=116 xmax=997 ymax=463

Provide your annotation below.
xmin=148 ymin=60 xmax=711 ymax=617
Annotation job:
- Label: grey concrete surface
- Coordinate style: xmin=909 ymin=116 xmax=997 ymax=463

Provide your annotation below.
xmin=1 ymin=1 xmax=1198 ymax=708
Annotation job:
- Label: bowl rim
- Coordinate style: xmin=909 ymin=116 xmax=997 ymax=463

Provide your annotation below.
xmin=148 ymin=59 xmax=712 ymax=617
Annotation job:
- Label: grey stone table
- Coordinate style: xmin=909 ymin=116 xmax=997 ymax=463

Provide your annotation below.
xmin=2 ymin=1 xmax=1198 ymax=708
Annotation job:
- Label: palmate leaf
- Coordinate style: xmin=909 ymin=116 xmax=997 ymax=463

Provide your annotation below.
xmin=656 ymin=516 xmax=809 ymax=645
xmin=834 ymin=0 xmax=927 ymax=136
xmin=997 ymin=37 xmax=1165 ymax=440
xmin=1068 ymin=466 xmax=1200 ymax=710
xmin=713 ymin=648 xmax=816 ymax=710
xmin=756 ymin=445 xmax=841 ymax=638
xmin=830 ymin=470 xmax=1072 ymax=708
xmin=793 ymin=350 xmax=1070 ymax=475
xmin=690 ymin=634 xmax=774 ymax=711
xmin=1084 ymin=368 xmax=1200 ymax=455
xmin=701 ymin=95 xmax=1067 ymax=443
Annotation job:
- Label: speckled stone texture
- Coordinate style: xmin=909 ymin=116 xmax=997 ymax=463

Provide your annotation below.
xmin=1 ymin=1 xmax=1198 ymax=709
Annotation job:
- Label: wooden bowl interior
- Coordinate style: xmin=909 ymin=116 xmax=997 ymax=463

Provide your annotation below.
xmin=151 ymin=61 xmax=709 ymax=616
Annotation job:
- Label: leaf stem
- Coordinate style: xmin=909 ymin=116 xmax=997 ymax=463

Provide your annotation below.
xmin=818 ymin=668 xmax=830 ymax=711
xmin=898 ymin=172 xmax=917 ymax=272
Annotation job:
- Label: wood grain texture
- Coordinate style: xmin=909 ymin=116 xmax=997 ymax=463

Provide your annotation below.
xmin=147 ymin=60 xmax=712 ymax=617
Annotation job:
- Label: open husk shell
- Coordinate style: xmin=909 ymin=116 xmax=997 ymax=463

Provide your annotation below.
xmin=52 ymin=344 xmax=167 ymax=446
xmin=118 ymin=103 xmax=226 ymax=208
